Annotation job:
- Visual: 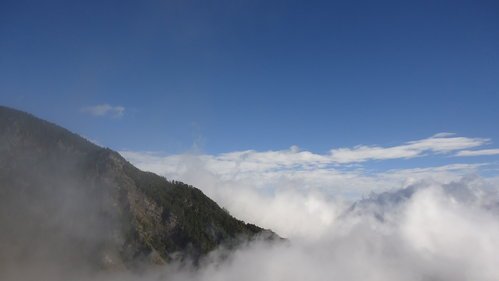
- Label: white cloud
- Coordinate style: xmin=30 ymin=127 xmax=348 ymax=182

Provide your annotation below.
xmin=7 ymin=133 xmax=499 ymax=280
xmin=81 ymin=104 xmax=125 ymax=118
xmin=119 ymin=155 xmax=491 ymax=238
xmin=121 ymin=133 xmax=491 ymax=181
xmin=456 ymin=148 xmax=499 ymax=157
xmin=121 ymin=134 xmax=493 ymax=184
xmin=112 ymin=134 xmax=499 ymax=281
xmin=193 ymin=181 xmax=499 ymax=281
xmin=330 ymin=133 xmax=489 ymax=163
xmin=119 ymin=133 xmax=499 ymax=240
xmin=9 ymin=177 xmax=499 ymax=281
xmin=68 ymin=178 xmax=499 ymax=281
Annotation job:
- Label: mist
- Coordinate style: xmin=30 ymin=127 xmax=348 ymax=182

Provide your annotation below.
xmin=88 ymin=176 xmax=499 ymax=281
xmin=3 ymin=131 xmax=499 ymax=281
xmin=115 ymin=153 xmax=499 ymax=281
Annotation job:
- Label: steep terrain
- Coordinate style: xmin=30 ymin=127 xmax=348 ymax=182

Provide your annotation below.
xmin=0 ymin=106 xmax=270 ymax=276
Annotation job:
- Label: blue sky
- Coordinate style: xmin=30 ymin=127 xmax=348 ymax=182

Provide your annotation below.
xmin=5 ymin=3 xmax=499 ymax=277
xmin=1 ymin=0 xmax=499 ymax=172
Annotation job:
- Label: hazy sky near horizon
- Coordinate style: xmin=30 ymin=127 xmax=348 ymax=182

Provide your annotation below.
xmin=1 ymin=0 xmax=499 ymax=174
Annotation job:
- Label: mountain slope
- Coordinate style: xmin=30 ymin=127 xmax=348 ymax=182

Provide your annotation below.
xmin=0 ymin=106 xmax=270 ymax=274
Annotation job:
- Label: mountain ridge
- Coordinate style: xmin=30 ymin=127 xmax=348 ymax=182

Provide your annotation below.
xmin=0 ymin=105 xmax=273 ymax=275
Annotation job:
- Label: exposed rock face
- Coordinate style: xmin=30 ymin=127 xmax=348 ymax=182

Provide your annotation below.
xmin=0 ymin=106 xmax=270 ymax=275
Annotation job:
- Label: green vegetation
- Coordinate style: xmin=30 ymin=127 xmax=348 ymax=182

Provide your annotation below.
xmin=0 ymin=105 xmax=272 ymax=267
xmin=123 ymin=163 xmax=263 ymax=257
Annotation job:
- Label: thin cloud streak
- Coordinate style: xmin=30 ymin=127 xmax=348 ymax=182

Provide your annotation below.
xmin=121 ymin=134 xmax=494 ymax=180
xmin=456 ymin=149 xmax=499 ymax=157
xmin=121 ymin=133 xmax=495 ymax=179
xmin=329 ymin=133 xmax=489 ymax=163
xmin=81 ymin=104 xmax=125 ymax=118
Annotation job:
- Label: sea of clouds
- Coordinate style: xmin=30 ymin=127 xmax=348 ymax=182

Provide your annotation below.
xmin=5 ymin=133 xmax=499 ymax=281
xmin=116 ymin=140 xmax=499 ymax=281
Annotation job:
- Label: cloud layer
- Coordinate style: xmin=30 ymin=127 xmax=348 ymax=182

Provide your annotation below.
xmin=160 ymin=178 xmax=499 ymax=281
xmin=120 ymin=134 xmax=499 ymax=243
xmin=329 ymin=133 xmax=488 ymax=163
xmin=122 ymin=134 xmax=494 ymax=181
xmin=4 ymin=134 xmax=499 ymax=281
xmin=68 ymin=177 xmax=499 ymax=281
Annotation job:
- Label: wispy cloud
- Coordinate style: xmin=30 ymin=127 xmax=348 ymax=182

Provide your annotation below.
xmin=456 ymin=149 xmax=499 ymax=157
xmin=122 ymin=148 xmax=488 ymax=193
xmin=120 ymin=133 xmax=499 ymax=237
xmin=121 ymin=134 xmax=493 ymax=179
xmin=329 ymin=133 xmax=488 ymax=163
xmin=80 ymin=104 xmax=125 ymax=118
